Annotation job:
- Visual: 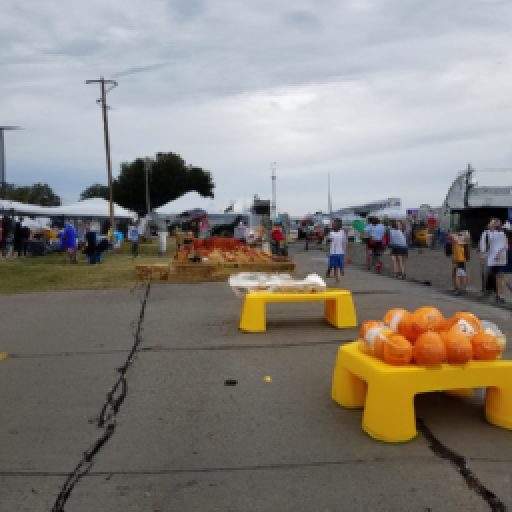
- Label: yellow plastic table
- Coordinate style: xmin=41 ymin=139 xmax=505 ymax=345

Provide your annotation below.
xmin=332 ymin=341 xmax=512 ymax=442
xmin=239 ymin=289 xmax=357 ymax=333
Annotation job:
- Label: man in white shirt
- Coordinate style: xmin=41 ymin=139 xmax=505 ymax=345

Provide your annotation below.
xmin=479 ymin=220 xmax=493 ymax=294
xmin=326 ymin=218 xmax=347 ymax=283
xmin=487 ymin=219 xmax=508 ymax=303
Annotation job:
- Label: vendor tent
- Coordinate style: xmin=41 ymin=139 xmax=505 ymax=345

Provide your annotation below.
xmin=46 ymin=198 xmax=137 ymax=220
xmin=155 ymin=192 xmax=217 ymax=215
xmin=0 ymin=199 xmax=51 ymax=216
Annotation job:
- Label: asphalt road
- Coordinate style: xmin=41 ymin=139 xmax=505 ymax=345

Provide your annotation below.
xmin=0 ymin=245 xmax=511 ymax=511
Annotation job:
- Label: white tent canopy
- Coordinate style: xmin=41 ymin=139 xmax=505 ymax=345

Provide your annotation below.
xmin=0 ymin=198 xmax=137 ymax=220
xmin=155 ymin=191 xmax=218 ymax=215
xmin=0 ymin=199 xmax=51 ymax=216
xmin=46 ymin=198 xmax=137 ymax=220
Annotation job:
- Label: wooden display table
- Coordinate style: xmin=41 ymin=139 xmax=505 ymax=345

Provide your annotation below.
xmin=332 ymin=341 xmax=512 ymax=442
xmin=239 ymin=289 xmax=357 ymax=333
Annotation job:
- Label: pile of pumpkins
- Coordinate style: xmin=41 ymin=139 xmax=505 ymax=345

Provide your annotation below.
xmin=359 ymin=307 xmax=506 ymax=366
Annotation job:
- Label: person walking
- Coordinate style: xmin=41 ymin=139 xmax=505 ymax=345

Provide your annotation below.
xmin=487 ymin=219 xmax=508 ymax=303
xmin=363 ymin=217 xmax=385 ymax=272
xmin=326 ymin=218 xmax=347 ymax=283
xmin=127 ymin=223 xmax=140 ymax=258
xmin=63 ymin=222 xmax=78 ymax=263
xmin=389 ymin=220 xmax=408 ymax=279
xmin=451 ymin=231 xmax=470 ymax=295
xmin=13 ymin=218 xmax=23 ymax=257
xmin=479 ymin=220 xmax=493 ymax=295
xmin=271 ymin=222 xmax=286 ymax=255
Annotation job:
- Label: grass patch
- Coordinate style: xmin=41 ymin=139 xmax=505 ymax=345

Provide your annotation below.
xmin=0 ymin=239 xmax=176 ymax=295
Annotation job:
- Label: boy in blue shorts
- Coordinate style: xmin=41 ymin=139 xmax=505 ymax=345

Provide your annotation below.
xmin=326 ymin=218 xmax=347 ymax=283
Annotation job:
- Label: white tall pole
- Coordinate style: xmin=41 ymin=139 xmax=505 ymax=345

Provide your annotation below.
xmin=271 ymin=161 xmax=277 ymax=221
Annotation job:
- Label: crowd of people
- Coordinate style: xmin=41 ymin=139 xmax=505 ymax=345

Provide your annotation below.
xmin=0 ymin=215 xmax=142 ymax=264
xmin=321 ymin=215 xmax=512 ymax=304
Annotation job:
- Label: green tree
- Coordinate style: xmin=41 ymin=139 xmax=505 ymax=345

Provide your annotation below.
xmin=4 ymin=182 xmax=61 ymax=206
xmin=80 ymin=183 xmax=110 ymax=200
xmin=112 ymin=152 xmax=215 ymax=214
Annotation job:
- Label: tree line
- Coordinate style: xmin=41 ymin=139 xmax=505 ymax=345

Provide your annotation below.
xmin=5 ymin=152 xmax=215 ymax=214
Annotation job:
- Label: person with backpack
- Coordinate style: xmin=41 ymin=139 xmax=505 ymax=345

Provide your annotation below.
xmin=363 ymin=217 xmax=385 ymax=272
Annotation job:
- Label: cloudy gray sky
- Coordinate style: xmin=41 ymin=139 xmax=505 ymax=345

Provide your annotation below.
xmin=2 ymin=0 xmax=512 ymax=215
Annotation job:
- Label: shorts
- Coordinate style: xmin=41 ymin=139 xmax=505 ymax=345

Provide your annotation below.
xmin=368 ymin=240 xmax=383 ymax=255
xmin=456 ymin=262 xmax=466 ymax=270
xmin=491 ymin=265 xmax=507 ymax=275
xmin=391 ymin=246 xmax=408 ymax=257
xmin=329 ymin=254 xmax=344 ymax=269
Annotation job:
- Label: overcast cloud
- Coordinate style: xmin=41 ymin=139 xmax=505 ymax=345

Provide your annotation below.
xmin=1 ymin=0 xmax=512 ymax=214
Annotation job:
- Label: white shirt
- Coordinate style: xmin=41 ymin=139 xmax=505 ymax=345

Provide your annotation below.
xmin=487 ymin=230 xmax=508 ymax=266
xmin=328 ymin=229 xmax=346 ymax=255
xmin=389 ymin=229 xmax=407 ymax=247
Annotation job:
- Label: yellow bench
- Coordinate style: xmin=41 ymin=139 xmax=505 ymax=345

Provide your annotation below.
xmin=332 ymin=341 xmax=512 ymax=442
xmin=239 ymin=289 xmax=357 ymax=333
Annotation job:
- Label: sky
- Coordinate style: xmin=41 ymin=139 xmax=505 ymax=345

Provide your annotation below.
xmin=2 ymin=0 xmax=512 ymax=215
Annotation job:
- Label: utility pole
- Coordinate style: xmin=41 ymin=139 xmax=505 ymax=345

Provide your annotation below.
xmin=0 ymin=126 xmax=21 ymax=199
xmin=85 ymin=77 xmax=118 ymax=239
xmin=144 ymin=157 xmax=151 ymax=216
xmin=271 ymin=161 xmax=277 ymax=221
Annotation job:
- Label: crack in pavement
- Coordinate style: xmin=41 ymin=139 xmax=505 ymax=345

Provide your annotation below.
xmin=3 ymin=454 xmax=512 ymax=478
xmin=7 ymin=338 xmax=357 ymax=359
xmin=0 ymin=454 xmax=472 ymax=477
xmin=51 ymin=283 xmax=151 ymax=512
xmin=417 ymin=418 xmax=507 ymax=512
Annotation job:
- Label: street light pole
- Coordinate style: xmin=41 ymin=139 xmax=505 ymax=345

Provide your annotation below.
xmin=85 ymin=77 xmax=117 ymax=239
xmin=271 ymin=161 xmax=277 ymax=221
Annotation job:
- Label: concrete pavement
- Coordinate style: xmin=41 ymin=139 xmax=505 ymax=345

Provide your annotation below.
xmin=0 ymin=246 xmax=511 ymax=511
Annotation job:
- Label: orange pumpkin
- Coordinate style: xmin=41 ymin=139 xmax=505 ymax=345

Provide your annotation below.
xmin=412 ymin=306 xmax=446 ymax=334
xmin=383 ymin=308 xmax=409 ymax=331
xmin=440 ymin=330 xmax=473 ymax=364
xmin=447 ymin=312 xmax=482 ymax=334
xmin=397 ymin=311 xmax=419 ymax=343
xmin=413 ymin=331 xmax=447 ymax=365
xmin=359 ymin=320 xmax=383 ymax=340
xmin=471 ymin=332 xmax=502 ymax=361
xmin=382 ymin=334 xmax=413 ymax=365
xmin=450 ymin=319 xmax=480 ymax=338
xmin=368 ymin=327 xmax=394 ymax=360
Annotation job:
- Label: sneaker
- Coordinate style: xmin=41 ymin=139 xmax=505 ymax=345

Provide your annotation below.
xmin=496 ymin=296 xmax=506 ymax=304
